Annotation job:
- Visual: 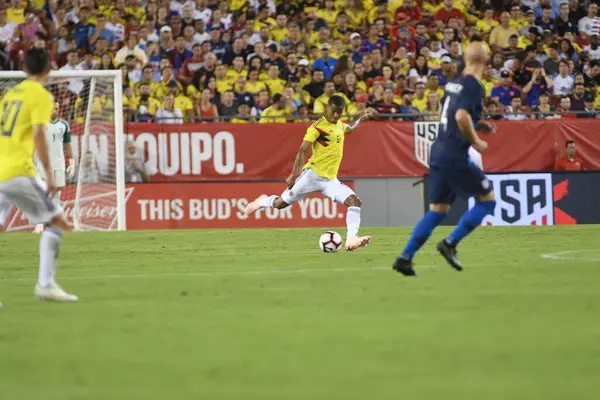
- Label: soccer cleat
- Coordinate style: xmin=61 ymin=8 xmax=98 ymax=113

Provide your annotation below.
xmin=436 ymin=240 xmax=464 ymax=271
xmin=33 ymin=224 xmax=44 ymax=233
xmin=35 ymin=282 xmax=79 ymax=302
xmin=345 ymin=235 xmax=372 ymax=251
xmin=392 ymin=257 xmax=418 ymax=276
xmin=244 ymin=194 xmax=266 ymax=216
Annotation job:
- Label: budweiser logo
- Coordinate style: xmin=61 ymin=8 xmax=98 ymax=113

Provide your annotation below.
xmin=5 ymin=186 xmax=134 ymax=231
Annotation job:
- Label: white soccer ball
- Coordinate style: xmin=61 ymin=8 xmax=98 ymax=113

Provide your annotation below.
xmin=319 ymin=231 xmax=343 ymax=253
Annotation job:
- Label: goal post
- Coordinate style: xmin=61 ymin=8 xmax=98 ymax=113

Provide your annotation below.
xmin=0 ymin=70 xmax=126 ymax=231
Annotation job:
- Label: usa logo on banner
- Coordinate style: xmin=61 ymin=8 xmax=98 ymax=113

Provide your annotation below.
xmin=414 ymin=122 xmax=438 ymax=168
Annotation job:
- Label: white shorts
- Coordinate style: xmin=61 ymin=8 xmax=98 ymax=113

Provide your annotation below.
xmin=281 ymin=168 xmax=355 ymax=204
xmin=0 ymin=176 xmax=63 ymax=226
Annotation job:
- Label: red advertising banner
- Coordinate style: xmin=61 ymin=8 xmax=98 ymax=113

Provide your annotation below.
xmin=67 ymin=120 xmax=600 ymax=182
xmin=3 ymin=182 xmax=352 ymax=231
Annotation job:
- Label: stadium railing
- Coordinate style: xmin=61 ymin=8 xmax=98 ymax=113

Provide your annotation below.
xmin=146 ymin=110 xmax=598 ymax=123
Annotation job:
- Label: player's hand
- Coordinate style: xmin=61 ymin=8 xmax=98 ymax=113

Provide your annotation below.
xmin=66 ymin=159 xmax=75 ymax=178
xmin=362 ymin=109 xmax=375 ymax=119
xmin=477 ymin=121 xmax=496 ymax=135
xmin=285 ymin=174 xmax=298 ymax=189
xmin=472 ymin=139 xmax=488 ymax=154
xmin=45 ymin=172 xmax=57 ymax=198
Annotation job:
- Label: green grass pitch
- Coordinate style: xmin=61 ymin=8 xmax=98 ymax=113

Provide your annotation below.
xmin=1 ymin=226 xmax=600 ymax=399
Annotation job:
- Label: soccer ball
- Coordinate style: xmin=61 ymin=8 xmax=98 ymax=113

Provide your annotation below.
xmin=319 ymin=231 xmax=343 ymax=253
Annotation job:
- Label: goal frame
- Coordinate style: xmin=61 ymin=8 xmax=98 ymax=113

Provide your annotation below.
xmin=0 ymin=70 xmax=126 ymax=230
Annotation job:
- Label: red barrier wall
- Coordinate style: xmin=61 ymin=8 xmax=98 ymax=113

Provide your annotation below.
xmin=4 ymin=182 xmax=352 ymax=231
xmin=120 ymin=120 xmax=600 ymax=181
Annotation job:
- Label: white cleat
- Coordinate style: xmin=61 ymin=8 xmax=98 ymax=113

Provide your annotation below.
xmin=33 ymin=224 xmax=44 ymax=233
xmin=35 ymin=282 xmax=78 ymax=302
xmin=244 ymin=194 xmax=266 ymax=215
xmin=345 ymin=236 xmax=372 ymax=252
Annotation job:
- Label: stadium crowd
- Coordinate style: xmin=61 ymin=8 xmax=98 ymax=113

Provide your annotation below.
xmin=1 ymin=0 xmax=600 ymax=122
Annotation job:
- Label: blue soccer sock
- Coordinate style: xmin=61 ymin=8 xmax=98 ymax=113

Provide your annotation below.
xmin=446 ymin=200 xmax=496 ymax=246
xmin=401 ymin=211 xmax=447 ymax=260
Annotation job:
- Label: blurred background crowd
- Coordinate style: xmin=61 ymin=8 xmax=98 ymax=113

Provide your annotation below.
xmin=1 ymin=0 xmax=600 ymax=122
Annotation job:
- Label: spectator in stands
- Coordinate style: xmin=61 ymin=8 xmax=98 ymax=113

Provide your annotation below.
xmin=552 ymin=60 xmax=575 ymax=96
xmin=570 ymin=83 xmax=587 ymax=111
xmin=435 ymin=0 xmax=464 ymax=27
xmin=195 ymin=88 xmax=219 ymax=121
xmin=491 ymin=70 xmax=520 ymax=108
xmin=408 ymin=55 xmax=429 ymax=87
xmin=523 ymin=68 xmax=554 ymax=107
xmin=411 ymin=82 xmax=427 ymax=112
xmin=555 ymin=3 xmax=577 ymax=37
xmin=260 ymin=93 xmax=295 ymax=123
xmin=219 ymin=90 xmax=238 ymax=119
xmin=156 ymin=93 xmax=184 ymax=124
xmin=422 ymin=92 xmax=440 ymax=122
xmin=557 ymin=96 xmax=576 ymax=118
xmin=543 ymin=43 xmax=563 ymax=76
xmin=115 ymin=34 xmax=148 ymax=66
xmin=490 ymin=12 xmax=519 ymax=51
xmin=125 ymin=141 xmax=150 ymax=183
xmin=555 ymin=140 xmax=585 ymax=170
xmin=434 ymin=56 xmax=456 ymax=86
xmin=373 ymin=84 xmax=402 ymax=119
xmin=578 ymin=2 xmax=598 ymax=36
xmin=79 ymin=151 xmax=101 ymax=184
xmin=484 ymin=101 xmax=503 ymax=120
xmin=504 ymin=97 xmax=527 ymax=120
xmin=312 ymin=43 xmax=337 ymax=80
xmin=531 ymin=91 xmax=558 ymax=120
xmin=579 ymin=93 xmax=599 ymax=118
xmin=536 ymin=6 xmax=555 ymax=33
xmin=231 ymin=101 xmax=254 ymax=124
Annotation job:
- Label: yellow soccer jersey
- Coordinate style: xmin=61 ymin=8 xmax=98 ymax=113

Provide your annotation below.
xmin=0 ymin=80 xmax=54 ymax=182
xmin=174 ymin=95 xmax=193 ymax=115
xmin=231 ymin=117 xmax=253 ymax=124
xmin=259 ymin=106 xmax=291 ymax=123
xmin=412 ymin=95 xmax=428 ymax=112
xmin=265 ymin=78 xmax=286 ymax=96
xmin=303 ymin=117 xmax=347 ymax=180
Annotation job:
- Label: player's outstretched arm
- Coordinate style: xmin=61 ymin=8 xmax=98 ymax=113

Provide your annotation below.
xmin=34 ymin=125 xmax=57 ymax=196
xmin=286 ymin=140 xmax=312 ymax=189
xmin=345 ymin=108 xmax=376 ymax=134
xmin=456 ymin=109 xmax=488 ymax=153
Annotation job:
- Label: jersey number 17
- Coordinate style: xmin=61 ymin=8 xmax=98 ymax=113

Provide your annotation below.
xmin=0 ymin=100 xmax=23 ymax=137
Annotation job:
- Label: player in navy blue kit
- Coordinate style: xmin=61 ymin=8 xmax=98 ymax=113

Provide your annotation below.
xmin=394 ymin=42 xmax=497 ymax=276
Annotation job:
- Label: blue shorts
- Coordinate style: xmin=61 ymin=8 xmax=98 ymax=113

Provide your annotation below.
xmin=428 ymin=164 xmax=493 ymax=205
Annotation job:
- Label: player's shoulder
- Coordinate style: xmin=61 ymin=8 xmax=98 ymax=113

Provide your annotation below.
xmin=57 ymin=118 xmax=70 ymax=128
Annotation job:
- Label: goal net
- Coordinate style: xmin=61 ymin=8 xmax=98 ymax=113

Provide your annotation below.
xmin=0 ymin=70 xmax=126 ymax=231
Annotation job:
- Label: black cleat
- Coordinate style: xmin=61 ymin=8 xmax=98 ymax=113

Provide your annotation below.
xmin=436 ymin=240 xmax=463 ymax=271
xmin=393 ymin=257 xmax=418 ymax=276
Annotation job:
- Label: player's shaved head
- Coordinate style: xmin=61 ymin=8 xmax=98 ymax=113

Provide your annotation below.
xmin=328 ymin=95 xmax=345 ymax=108
xmin=464 ymin=42 xmax=488 ymax=66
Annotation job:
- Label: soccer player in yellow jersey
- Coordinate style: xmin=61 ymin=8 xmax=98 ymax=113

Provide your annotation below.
xmin=0 ymin=48 xmax=77 ymax=303
xmin=245 ymin=96 xmax=374 ymax=251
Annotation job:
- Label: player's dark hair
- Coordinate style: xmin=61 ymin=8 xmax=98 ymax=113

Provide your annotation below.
xmin=24 ymin=48 xmax=50 ymax=75
xmin=470 ymin=35 xmax=483 ymax=43
xmin=549 ymin=42 xmax=560 ymax=50
xmin=560 ymin=95 xmax=570 ymax=101
xmin=273 ymin=93 xmax=283 ymax=103
xmin=565 ymin=140 xmax=575 ymax=147
xmin=328 ymin=95 xmax=345 ymax=108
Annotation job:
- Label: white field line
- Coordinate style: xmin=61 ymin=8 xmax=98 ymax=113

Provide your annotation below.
xmin=540 ymin=249 xmax=600 ymax=262
xmin=0 ymin=266 xmax=394 ymax=283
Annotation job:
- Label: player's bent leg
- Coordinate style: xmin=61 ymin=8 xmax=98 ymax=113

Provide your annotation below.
xmin=35 ymin=214 xmax=78 ymax=302
xmin=341 ymin=194 xmax=371 ymax=251
xmin=437 ymin=191 xmax=496 ymax=272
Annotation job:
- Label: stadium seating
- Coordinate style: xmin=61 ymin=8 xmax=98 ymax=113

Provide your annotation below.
xmin=1 ymin=0 xmax=599 ymax=122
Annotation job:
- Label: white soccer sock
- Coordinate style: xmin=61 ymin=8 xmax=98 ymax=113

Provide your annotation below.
xmin=39 ymin=226 xmax=63 ymax=287
xmin=259 ymin=195 xmax=277 ymax=208
xmin=346 ymin=206 xmax=361 ymax=238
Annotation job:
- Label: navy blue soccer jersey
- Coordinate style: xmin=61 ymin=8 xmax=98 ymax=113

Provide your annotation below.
xmin=429 ymin=74 xmax=484 ymax=169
